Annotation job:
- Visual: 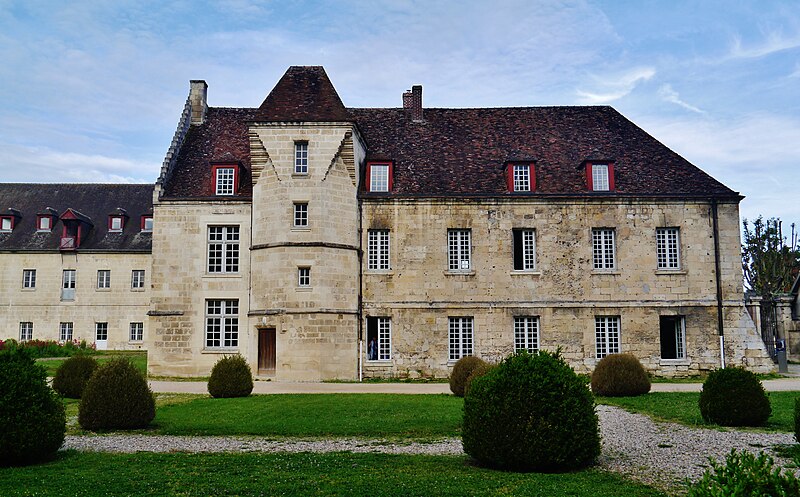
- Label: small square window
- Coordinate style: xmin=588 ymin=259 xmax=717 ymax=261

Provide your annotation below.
xmin=298 ymin=267 xmax=311 ymax=287
xmin=293 ymin=203 xmax=308 ymax=228
xmin=215 ymin=166 xmax=236 ymax=195
xmin=97 ymin=270 xmax=111 ymax=289
xmin=141 ymin=216 xmax=153 ymax=232
xmin=109 ymin=216 xmax=124 ymax=232
xmin=0 ymin=217 xmax=12 ymax=231
xmin=295 ymin=142 xmax=309 ymax=174
xmin=37 ymin=216 xmax=52 ymax=231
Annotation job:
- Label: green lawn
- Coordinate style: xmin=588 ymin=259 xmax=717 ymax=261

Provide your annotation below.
xmin=0 ymin=451 xmax=666 ymax=497
xmin=39 ymin=350 xmax=147 ymax=376
xmin=153 ymin=394 xmax=462 ymax=438
xmin=598 ymin=391 xmax=799 ymax=432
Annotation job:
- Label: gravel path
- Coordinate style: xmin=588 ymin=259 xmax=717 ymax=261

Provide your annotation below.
xmin=62 ymin=406 xmax=797 ymax=492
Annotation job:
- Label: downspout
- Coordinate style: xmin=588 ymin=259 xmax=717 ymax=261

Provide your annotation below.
xmin=357 ymin=191 xmax=364 ymax=382
xmin=711 ymin=199 xmax=725 ymax=368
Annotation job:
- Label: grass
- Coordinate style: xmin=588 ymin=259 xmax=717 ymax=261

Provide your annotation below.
xmin=598 ymin=391 xmax=799 ymax=432
xmin=39 ymin=350 xmax=147 ymax=376
xmin=0 ymin=451 xmax=667 ymax=496
xmin=152 ymin=394 xmax=462 ymax=438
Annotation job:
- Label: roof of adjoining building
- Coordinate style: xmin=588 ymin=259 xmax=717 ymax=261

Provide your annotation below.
xmin=159 ymin=66 xmax=740 ymax=200
xmin=0 ymin=184 xmax=153 ymax=252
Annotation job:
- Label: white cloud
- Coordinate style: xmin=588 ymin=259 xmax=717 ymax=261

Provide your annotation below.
xmin=657 ymin=84 xmax=705 ymax=114
xmin=729 ymin=31 xmax=800 ymax=59
xmin=575 ymin=67 xmax=655 ymax=104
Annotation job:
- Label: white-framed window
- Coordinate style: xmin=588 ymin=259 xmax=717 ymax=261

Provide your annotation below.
xmin=131 ymin=270 xmax=145 ymax=289
xmin=298 ymin=267 xmax=311 ymax=287
xmin=448 ymin=229 xmax=471 ymax=271
xmin=595 ymin=316 xmax=620 ymax=359
xmin=366 ymin=316 xmax=391 ymax=361
xmin=62 ymin=269 xmax=76 ymax=301
xmin=215 ymin=167 xmax=236 ymax=195
xmin=369 ymin=163 xmax=390 ymax=192
xmin=130 ymin=322 xmax=144 ymax=342
xmin=97 ymin=270 xmax=111 ymax=289
xmin=37 ymin=216 xmax=52 ymax=231
xmin=19 ymin=322 xmax=33 ymax=341
xmin=660 ymin=316 xmax=686 ymax=360
xmin=656 ymin=228 xmax=681 ymax=270
xmin=207 ymin=226 xmax=240 ymax=273
xmin=22 ymin=269 xmax=36 ymax=289
xmin=513 ymin=164 xmax=530 ymax=192
xmin=142 ymin=216 xmax=153 ymax=232
xmin=449 ymin=316 xmax=474 ymax=361
xmin=367 ymin=229 xmax=390 ymax=271
xmin=592 ymin=228 xmax=616 ymax=270
xmin=512 ymin=229 xmax=536 ymax=270
xmin=205 ymin=299 xmax=238 ymax=348
xmin=591 ymin=164 xmax=610 ymax=191
xmin=514 ymin=316 xmax=539 ymax=353
xmin=1 ymin=216 xmax=14 ymax=231
xmin=293 ymin=203 xmax=308 ymax=228
xmin=59 ymin=322 xmax=73 ymax=342
xmin=295 ymin=142 xmax=308 ymax=174
xmin=95 ymin=322 xmax=108 ymax=342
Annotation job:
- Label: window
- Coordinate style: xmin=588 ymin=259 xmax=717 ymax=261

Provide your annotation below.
xmin=294 ymin=142 xmax=308 ymax=174
xmin=366 ymin=317 xmax=391 ymax=361
xmin=595 ymin=316 xmax=620 ymax=359
xmin=660 ymin=316 xmax=686 ymax=360
xmin=514 ymin=316 xmax=539 ymax=353
xmin=19 ymin=322 xmax=33 ymax=341
xmin=130 ymin=322 xmax=144 ymax=342
xmin=37 ymin=216 xmax=52 ymax=231
xmin=592 ymin=228 xmax=616 ymax=270
xmin=0 ymin=216 xmax=12 ymax=231
xmin=448 ymin=229 xmax=471 ymax=271
xmin=205 ymin=299 xmax=238 ymax=348
xmin=512 ymin=229 xmax=536 ymax=270
xmin=293 ymin=203 xmax=308 ymax=228
xmin=592 ymin=164 xmax=609 ymax=191
xmin=22 ymin=269 xmax=36 ymax=289
xmin=207 ymin=226 xmax=240 ymax=273
xmin=141 ymin=216 xmax=153 ymax=232
xmin=367 ymin=229 xmax=390 ymax=270
xmin=656 ymin=228 xmax=681 ymax=270
xmin=61 ymin=269 xmax=76 ymax=301
xmin=298 ymin=267 xmax=311 ymax=287
xmin=131 ymin=270 xmax=145 ymax=289
xmin=214 ymin=166 xmax=236 ymax=195
xmin=97 ymin=270 xmax=111 ymax=289
xmin=367 ymin=163 xmax=391 ymax=192
xmin=507 ymin=163 xmax=534 ymax=192
xmin=59 ymin=322 xmax=73 ymax=342
xmin=449 ymin=317 xmax=474 ymax=360
xmin=96 ymin=322 xmax=108 ymax=342
xmin=108 ymin=216 xmax=124 ymax=232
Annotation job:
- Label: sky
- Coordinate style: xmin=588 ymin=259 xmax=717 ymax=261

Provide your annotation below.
xmin=0 ymin=0 xmax=798 ymax=227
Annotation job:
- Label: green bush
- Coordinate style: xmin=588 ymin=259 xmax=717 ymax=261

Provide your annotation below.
xmin=699 ymin=367 xmax=770 ymax=427
xmin=795 ymin=397 xmax=800 ymax=443
xmin=208 ymin=355 xmax=253 ymax=398
xmin=687 ymin=449 xmax=800 ymax=497
xmin=0 ymin=347 xmax=66 ymax=466
xmin=462 ymin=351 xmax=600 ymax=472
xmin=590 ymin=353 xmax=651 ymax=397
xmin=449 ymin=356 xmax=488 ymax=397
xmin=0 ymin=338 xmax=96 ymax=358
xmin=78 ymin=357 xmax=155 ymax=431
xmin=463 ymin=361 xmax=494 ymax=397
xmin=52 ymin=355 xmax=98 ymax=399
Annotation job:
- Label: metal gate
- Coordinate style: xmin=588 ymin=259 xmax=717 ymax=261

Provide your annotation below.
xmin=760 ymin=299 xmax=779 ymax=363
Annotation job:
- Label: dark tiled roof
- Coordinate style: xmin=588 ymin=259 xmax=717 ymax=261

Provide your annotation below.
xmin=161 ymin=107 xmax=257 ymax=200
xmin=254 ymin=66 xmax=349 ymax=122
xmin=0 ymin=184 xmax=153 ymax=252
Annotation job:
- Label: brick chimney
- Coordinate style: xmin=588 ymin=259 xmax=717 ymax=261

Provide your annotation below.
xmin=189 ymin=80 xmax=208 ymax=125
xmin=403 ymin=85 xmax=423 ymax=122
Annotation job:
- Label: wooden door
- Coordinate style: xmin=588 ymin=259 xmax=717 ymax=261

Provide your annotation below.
xmin=258 ymin=328 xmax=276 ymax=374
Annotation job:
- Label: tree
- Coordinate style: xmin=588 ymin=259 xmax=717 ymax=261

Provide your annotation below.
xmin=742 ymin=216 xmax=800 ymax=297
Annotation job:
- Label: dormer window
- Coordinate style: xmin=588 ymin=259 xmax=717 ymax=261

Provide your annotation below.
xmin=141 ymin=215 xmax=153 ymax=232
xmin=367 ymin=162 xmax=393 ymax=193
xmin=0 ymin=216 xmax=13 ymax=232
xmin=586 ymin=162 xmax=615 ymax=192
xmin=294 ymin=142 xmax=308 ymax=174
xmin=213 ymin=165 xmax=237 ymax=196
xmin=506 ymin=162 xmax=535 ymax=192
xmin=37 ymin=215 xmax=52 ymax=231
xmin=109 ymin=216 xmax=124 ymax=232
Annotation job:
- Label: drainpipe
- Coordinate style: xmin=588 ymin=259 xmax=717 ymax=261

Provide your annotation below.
xmin=711 ymin=199 xmax=725 ymax=368
xmin=357 ymin=184 xmax=364 ymax=382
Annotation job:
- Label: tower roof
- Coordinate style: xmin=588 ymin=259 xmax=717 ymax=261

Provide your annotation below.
xmin=255 ymin=66 xmax=349 ymax=122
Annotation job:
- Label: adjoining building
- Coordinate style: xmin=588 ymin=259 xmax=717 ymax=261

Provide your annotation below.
xmin=0 ymin=66 xmax=774 ymax=379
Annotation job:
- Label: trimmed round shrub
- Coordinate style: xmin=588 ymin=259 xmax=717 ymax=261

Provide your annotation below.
xmin=462 ymin=351 xmax=600 ymax=472
xmin=52 ymin=355 xmax=98 ymax=399
xmin=463 ymin=361 xmax=494 ymax=397
xmin=699 ymin=367 xmax=770 ymax=427
xmin=449 ymin=356 xmax=488 ymax=397
xmin=590 ymin=353 xmax=651 ymax=397
xmin=687 ymin=449 xmax=800 ymax=496
xmin=78 ymin=357 xmax=155 ymax=431
xmin=0 ymin=347 xmax=66 ymax=466
xmin=208 ymin=355 xmax=253 ymax=398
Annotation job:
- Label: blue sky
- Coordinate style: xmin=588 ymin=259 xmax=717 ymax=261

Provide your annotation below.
xmin=1 ymin=0 xmax=798 ymax=225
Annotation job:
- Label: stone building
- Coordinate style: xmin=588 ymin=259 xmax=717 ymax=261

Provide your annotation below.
xmin=1 ymin=66 xmax=773 ymax=379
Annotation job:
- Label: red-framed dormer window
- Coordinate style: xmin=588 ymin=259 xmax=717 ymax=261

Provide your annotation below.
xmin=366 ymin=162 xmax=393 ymax=193
xmin=108 ymin=215 xmax=125 ymax=232
xmin=213 ymin=165 xmax=238 ymax=196
xmin=0 ymin=216 xmax=13 ymax=232
xmin=141 ymin=215 xmax=153 ymax=232
xmin=37 ymin=215 xmax=53 ymax=231
xmin=585 ymin=162 xmax=615 ymax=192
xmin=506 ymin=162 xmax=536 ymax=192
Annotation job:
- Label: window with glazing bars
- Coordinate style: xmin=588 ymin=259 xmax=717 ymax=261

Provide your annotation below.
xmin=205 ymin=299 xmax=238 ymax=348
xmin=294 ymin=142 xmax=308 ymax=174
xmin=513 ymin=164 xmax=530 ymax=191
xmin=19 ymin=322 xmax=33 ymax=341
xmin=591 ymin=164 xmax=610 ymax=191
xmin=130 ymin=322 xmax=144 ymax=342
xmin=367 ymin=229 xmax=390 ymax=270
xmin=22 ymin=269 xmax=36 ymax=289
xmin=207 ymin=226 xmax=239 ymax=273
xmin=96 ymin=322 xmax=108 ymax=341
xmin=215 ymin=167 xmax=235 ymax=195
xmin=366 ymin=316 xmax=391 ymax=361
xmin=131 ymin=270 xmax=145 ymax=289
xmin=592 ymin=228 xmax=616 ymax=269
xmin=369 ymin=164 xmax=389 ymax=192
xmin=514 ymin=316 xmax=539 ymax=353
xmin=660 ymin=316 xmax=686 ymax=360
xmin=298 ymin=267 xmax=311 ymax=287
xmin=97 ymin=270 xmax=110 ymax=289
xmin=656 ymin=228 xmax=680 ymax=269
xmin=512 ymin=229 xmax=536 ymax=270
xmin=448 ymin=229 xmax=471 ymax=271
xmin=59 ymin=322 xmax=73 ymax=342
xmin=293 ymin=203 xmax=308 ymax=227
xmin=448 ymin=317 xmax=474 ymax=360
xmin=595 ymin=316 xmax=620 ymax=358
